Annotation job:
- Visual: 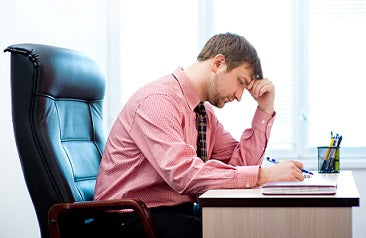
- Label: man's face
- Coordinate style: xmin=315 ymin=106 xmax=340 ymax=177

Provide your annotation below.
xmin=207 ymin=62 xmax=254 ymax=108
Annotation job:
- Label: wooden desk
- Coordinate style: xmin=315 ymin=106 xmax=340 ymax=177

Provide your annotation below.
xmin=199 ymin=171 xmax=359 ymax=238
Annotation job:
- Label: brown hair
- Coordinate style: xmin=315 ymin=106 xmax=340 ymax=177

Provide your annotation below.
xmin=197 ymin=32 xmax=262 ymax=78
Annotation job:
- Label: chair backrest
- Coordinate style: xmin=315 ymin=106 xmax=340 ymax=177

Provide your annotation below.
xmin=5 ymin=44 xmax=106 ymax=237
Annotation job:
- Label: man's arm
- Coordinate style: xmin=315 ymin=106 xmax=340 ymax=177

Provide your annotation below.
xmin=247 ymin=78 xmax=305 ymax=184
xmin=208 ymin=106 xmax=275 ymax=167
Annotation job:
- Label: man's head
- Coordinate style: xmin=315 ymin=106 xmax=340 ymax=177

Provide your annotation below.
xmin=197 ymin=32 xmax=262 ymax=78
xmin=196 ymin=33 xmax=263 ymax=108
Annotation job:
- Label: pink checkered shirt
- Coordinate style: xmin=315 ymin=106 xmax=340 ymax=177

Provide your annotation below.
xmin=94 ymin=67 xmax=275 ymax=208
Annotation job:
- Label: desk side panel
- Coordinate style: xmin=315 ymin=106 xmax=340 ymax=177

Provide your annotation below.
xmin=202 ymin=207 xmax=351 ymax=238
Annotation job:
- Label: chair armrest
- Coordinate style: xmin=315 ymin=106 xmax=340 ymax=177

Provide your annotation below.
xmin=48 ymin=198 xmax=155 ymax=238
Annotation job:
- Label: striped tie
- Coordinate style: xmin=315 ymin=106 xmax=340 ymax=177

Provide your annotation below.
xmin=195 ymin=102 xmax=207 ymax=162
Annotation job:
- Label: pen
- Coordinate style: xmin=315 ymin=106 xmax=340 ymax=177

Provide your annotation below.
xmin=266 ymin=157 xmax=314 ymax=175
xmin=327 ymin=134 xmax=342 ymax=172
xmin=334 ymin=135 xmax=342 ymax=172
xmin=320 ymin=137 xmax=335 ymax=172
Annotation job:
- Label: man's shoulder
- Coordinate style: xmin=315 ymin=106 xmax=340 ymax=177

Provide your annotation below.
xmin=137 ymin=77 xmax=185 ymax=102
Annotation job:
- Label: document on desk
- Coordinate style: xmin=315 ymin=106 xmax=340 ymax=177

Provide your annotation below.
xmin=261 ymin=175 xmax=337 ymax=195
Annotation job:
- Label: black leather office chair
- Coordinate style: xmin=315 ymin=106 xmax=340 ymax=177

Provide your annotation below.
xmin=5 ymin=44 xmax=155 ymax=238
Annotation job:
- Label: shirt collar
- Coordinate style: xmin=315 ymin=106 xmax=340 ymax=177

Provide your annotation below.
xmin=172 ymin=67 xmax=200 ymax=111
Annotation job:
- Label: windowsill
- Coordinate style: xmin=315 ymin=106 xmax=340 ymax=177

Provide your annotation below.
xmin=265 ymin=148 xmax=366 ymax=170
xmin=301 ymin=158 xmax=366 ymax=171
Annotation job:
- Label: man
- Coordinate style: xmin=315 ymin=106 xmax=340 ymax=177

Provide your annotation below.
xmin=94 ymin=32 xmax=304 ymax=237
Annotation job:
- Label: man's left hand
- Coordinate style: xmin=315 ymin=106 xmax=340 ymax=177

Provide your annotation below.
xmin=247 ymin=78 xmax=275 ymax=115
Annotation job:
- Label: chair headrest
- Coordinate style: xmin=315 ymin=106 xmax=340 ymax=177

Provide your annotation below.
xmin=5 ymin=43 xmax=105 ymax=101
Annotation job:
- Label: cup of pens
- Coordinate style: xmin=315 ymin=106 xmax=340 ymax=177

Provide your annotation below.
xmin=318 ymin=133 xmax=342 ymax=173
xmin=318 ymin=146 xmax=340 ymax=173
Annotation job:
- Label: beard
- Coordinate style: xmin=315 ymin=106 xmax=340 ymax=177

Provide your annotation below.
xmin=211 ymin=96 xmax=226 ymax=108
xmin=207 ymin=76 xmax=227 ymax=108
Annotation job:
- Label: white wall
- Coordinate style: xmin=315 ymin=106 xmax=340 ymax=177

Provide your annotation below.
xmin=0 ymin=0 xmax=107 ymax=237
xmin=0 ymin=1 xmax=365 ymax=238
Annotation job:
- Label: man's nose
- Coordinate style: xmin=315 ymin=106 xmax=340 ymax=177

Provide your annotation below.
xmin=234 ymin=87 xmax=244 ymax=102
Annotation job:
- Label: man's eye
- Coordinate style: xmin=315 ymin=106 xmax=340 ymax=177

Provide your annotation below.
xmin=237 ymin=79 xmax=244 ymax=85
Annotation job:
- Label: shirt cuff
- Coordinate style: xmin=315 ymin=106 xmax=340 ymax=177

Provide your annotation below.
xmin=252 ymin=108 xmax=276 ymax=138
xmin=236 ymin=165 xmax=261 ymax=188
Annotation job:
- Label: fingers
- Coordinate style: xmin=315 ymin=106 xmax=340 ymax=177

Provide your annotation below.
xmin=274 ymin=160 xmax=305 ymax=182
xmin=292 ymin=169 xmax=305 ymax=181
xmin=287 ymin=161 xmax=305 ymax=181
xmin=296 ymin=173 xmax=305 ymax=181
xmin=292 ymin=160 xmax=304 ymax=170
xmin=249 ymin=78 xmax=274 ymax=98
xmin=248 ymin=78 xmax=275 ymax=115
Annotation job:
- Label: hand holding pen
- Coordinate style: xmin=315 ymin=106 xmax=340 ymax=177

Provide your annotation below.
xmin=257 ymin=158 xmax=306 ymax=185
xmin=267 ymin=157 xmax=314 ymax=175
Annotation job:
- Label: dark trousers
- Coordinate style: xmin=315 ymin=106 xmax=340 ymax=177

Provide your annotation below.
xmin=94 ymin=203 xmax=202 ymax=238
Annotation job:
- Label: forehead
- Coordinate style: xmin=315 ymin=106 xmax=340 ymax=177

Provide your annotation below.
xmin=230 ymin=62 xmax=254 ymax=76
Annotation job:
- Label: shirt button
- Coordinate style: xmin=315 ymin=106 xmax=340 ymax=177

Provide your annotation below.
xmin=268 ymin=123 xmax=272 ymax=127
xmin=246 ymin=182 xmax=250 ymax=188
xmin=261 ymin=120 xmax=265 ymax=124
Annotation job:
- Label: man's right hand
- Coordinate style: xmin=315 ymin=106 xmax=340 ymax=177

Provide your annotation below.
xmin=256 ymin=160 xmax=305 ymax=186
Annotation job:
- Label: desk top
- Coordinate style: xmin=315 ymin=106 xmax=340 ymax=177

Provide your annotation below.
xmin=199 ymin=170 xmax=359 ymax=207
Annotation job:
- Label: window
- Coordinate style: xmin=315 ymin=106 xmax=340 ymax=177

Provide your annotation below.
xmin=211 ymin=0 xmax=295 ymax=153
xmin=307 ymin=0 xmax=366 ymax=149
xmin=112 ymin=0 xmax=366 ymax=162
xmin=119 ymin=0 xmax=199 ymax=103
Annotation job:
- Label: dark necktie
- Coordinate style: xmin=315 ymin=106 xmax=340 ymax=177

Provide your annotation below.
xmin=195 ymin=102 xmax=207 ymax=162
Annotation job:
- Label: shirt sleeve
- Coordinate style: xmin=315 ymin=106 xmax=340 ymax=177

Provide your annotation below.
xmin=209 ymin=106 xmax=275 ymax=165
xmin=129 ymin=95 xmax=274 ymax=194
xmin=208 ymin=105 xmax=276 ymax=186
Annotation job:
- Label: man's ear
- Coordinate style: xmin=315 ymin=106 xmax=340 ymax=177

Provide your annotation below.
xmin=211 ymin=54 xmax=226 ymax=73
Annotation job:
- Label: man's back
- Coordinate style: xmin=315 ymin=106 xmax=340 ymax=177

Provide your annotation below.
xmin=94 ymin=68 xmax=201 ymax=207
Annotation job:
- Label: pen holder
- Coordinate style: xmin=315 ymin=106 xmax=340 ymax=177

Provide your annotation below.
xmin=317 ymin=146 xmax=340 ymax=173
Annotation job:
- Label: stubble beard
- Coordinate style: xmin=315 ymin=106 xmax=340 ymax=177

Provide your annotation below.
xmin=208 ymin=78 xmax=226 ymax=108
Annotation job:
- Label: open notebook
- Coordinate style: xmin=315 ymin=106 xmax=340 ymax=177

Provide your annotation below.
xmin=261 ymin=174 xmax=337 ymax=195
